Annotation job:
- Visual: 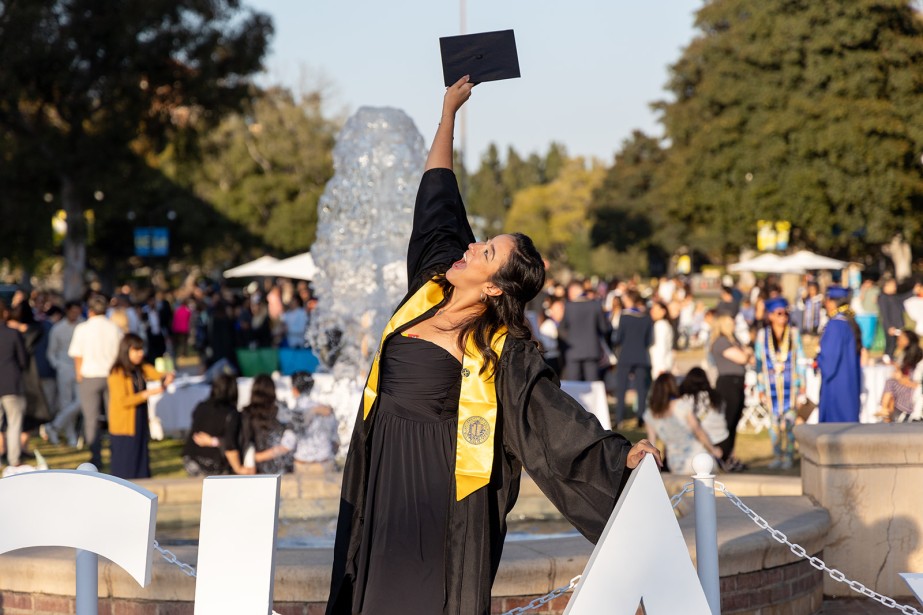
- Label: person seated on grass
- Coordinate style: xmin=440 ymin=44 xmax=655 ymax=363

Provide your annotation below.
xmin=878 ymin=331 xmax=923 ymax=423
xmin=183 ymin=373 xmax=255 ymax=476
xmin=679 ymin=367 xmax=746 ymax=472
xmin=240 ymin=373 xmax=296 ymax=474
xmin=287 ymin=371 xmax=339 ymax=474
xmin=644 ymin=372 xmax=722 ymax=475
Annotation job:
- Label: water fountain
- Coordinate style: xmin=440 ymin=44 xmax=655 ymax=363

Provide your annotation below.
xmin=305 ymin=106 xmax=427 ymax=450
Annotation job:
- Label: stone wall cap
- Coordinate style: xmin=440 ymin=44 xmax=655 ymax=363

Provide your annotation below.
xmin=795 ymin=423 xmax=923 ymax=466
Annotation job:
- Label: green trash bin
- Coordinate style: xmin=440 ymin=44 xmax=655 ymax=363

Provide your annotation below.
xmin=870 ymin=320 xmax=886 ymax=353
xmin=236 ymin=348 xmax=279 ymax=377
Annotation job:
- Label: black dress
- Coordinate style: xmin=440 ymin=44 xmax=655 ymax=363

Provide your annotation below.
xmin=354 ymin=334 xmax=462 ymax=614
xmin=327 ymin=168 xmax=634 ymax=615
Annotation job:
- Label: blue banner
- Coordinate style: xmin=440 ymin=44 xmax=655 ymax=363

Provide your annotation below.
xmin=134 ymin=227 xmax=170 ymax=257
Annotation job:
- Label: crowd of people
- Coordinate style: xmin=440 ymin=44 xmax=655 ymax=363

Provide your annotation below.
xmin=0 ymin=264 xmax=921 ymax=479
xmin=0 ymin=280 xmax=326 ymax=477
xmin=529 ymin=272 xmax=923 ymax=472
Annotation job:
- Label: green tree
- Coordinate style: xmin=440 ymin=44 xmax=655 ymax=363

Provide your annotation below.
xmin=466 ymin=143 xmax=509 ymax=235
xmin=655 ymin=0 xmax=923 ymax=259
xmin=0 ymin=127 xmax=56 ymax=271
xmin=0 ymin=0 xmax=272 ymax=298
xmin=502 ymin=146 xmax=543 ymax=196
xmin=543 ymin=142 xmax=568 ymax=183
xmin=505 ymin=158 xmax=606 ymax=273
xmin=190 ymin=87 xmax=337 ymax=254
xmin=591 ymin=131 xmax=666 ymax=250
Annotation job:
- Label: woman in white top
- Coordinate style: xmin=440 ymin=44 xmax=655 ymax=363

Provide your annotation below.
xmin=644 ymin=373 xmax=722 ymax=475
xmin=649 ymin=300 xmax=675 ymax=377
xmin=679 ymin=367 xmax=746 ymax=471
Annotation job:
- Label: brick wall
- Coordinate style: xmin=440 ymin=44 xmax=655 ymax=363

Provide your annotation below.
xmin=720 ymin=555 xmax=825 ymax=615
xmin=0 ymin=557 xmax=823 ymax=615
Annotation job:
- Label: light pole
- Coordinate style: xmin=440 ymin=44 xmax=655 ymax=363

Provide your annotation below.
xmin=458 ymin=0 xmax=468 ymax=200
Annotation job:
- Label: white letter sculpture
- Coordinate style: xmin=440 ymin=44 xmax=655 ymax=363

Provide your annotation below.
xmin=564 ymin=455 xmax=713 ymax=614
xmin=0 ymin=471 xmax=282 ymax=615
xmin=194 ymin=475 xmax=281 ymax=615
xmin=0 ymin=469 xmax=157 ymax=586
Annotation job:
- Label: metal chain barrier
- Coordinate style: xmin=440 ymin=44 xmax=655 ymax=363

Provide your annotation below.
xmin=501 ymin=576 xmax=582 ymax=615
xmin=500 ymin=481 xmax=694 ymax=615
xmin=715 ymin=481 xmax=923 ymax=615
xmin=151 ymin=539 xmax=282 ymax=615
xmin=152 ymin=539 xmax=197 ymax=577
xmin=670 ymin=481 xmax=694 ymax=509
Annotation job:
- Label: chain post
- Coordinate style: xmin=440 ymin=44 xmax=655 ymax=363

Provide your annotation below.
xmin=692 ymin=454 xmax=721 ymax=615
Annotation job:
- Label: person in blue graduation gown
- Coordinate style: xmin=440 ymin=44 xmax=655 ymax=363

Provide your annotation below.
xmin=817 ymin=286 xmax=863 ymax=422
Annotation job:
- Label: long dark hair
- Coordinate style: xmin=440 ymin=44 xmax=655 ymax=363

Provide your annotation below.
xmin=209 ymin=373 xmax=238 ymax=407
xmin=830 ymin=295 xmax=863 ymax=353
xmin=244 ymin=373 xmax=278 ymax=429
xmin=111 ymin=333 xmax=145 ymax=375
xmin=679 ymin=367 xmax=723 ymax=413
xmin=649 ymin=373 xmax=679 ymax=417
xmin=435 ymin=233 xmax=545 ymax=377
xmin=901 ymin=330 xmax=922 ymax=376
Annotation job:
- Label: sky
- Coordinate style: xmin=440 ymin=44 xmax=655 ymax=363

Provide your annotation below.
xmin=245 ymin=0 xmax=704 ymax=168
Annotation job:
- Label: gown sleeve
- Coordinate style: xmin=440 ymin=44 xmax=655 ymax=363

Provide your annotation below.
xmin=498 ymin=340 xmax=633 ymax=544
xmin=817 ymin=321 xmax=845 ymax=380
xmin=406 ymin=168 xmax=476 ymax=286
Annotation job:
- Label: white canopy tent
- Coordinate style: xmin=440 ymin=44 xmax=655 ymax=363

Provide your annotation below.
xmin=778 ymin=250 xmax=850 ymax=271
xmin=259 ymin=252 xmax=317 ymax=281
xmin=222 ymin=255 xmax=279 ymax=278
xmin=727 ymin=253 xmax=802 ymax=274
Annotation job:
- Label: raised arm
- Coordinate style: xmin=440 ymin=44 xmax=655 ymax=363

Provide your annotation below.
xmin=406 ymin=76 xmax=477 ymax=287
xmin=425 ymin=75 xmax=474 ymax=171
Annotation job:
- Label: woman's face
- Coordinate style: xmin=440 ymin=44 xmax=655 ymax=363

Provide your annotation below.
xmin=445 ymin=235 xmax=516 ymax=292
xmin=128 ymin=346 xmax=145 ymax=365
xmin=650 ymin=303 xmax=662 ymax=320
xmin=898 ymin=332 xmax=909 ymax=350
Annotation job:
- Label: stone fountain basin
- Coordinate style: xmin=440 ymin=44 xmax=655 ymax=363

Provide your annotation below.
xmin=0 ymin=472 xmax=831 ymax=615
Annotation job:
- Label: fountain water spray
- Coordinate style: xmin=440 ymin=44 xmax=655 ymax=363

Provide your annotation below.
xmin=306 ymin=107 xmax=427 ymax=450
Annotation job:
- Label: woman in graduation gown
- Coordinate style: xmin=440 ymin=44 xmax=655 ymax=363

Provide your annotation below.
xmin=817 ymin=286 xmax=863 ymax=422
xmin=326 ymin=76 xmax=662 ymax=615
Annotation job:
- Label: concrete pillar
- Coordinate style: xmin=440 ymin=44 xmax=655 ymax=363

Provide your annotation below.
xmin=795 ymin=423 xmax=923 ymax=598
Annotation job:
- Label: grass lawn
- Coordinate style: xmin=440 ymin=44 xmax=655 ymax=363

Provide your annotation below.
xmin=30 ymin=435 xmax=187 ymax=478
xmin=619 ymin=420 xmax=800 ymax=476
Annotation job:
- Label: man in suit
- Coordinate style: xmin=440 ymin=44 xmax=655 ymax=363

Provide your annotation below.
xmin=611 ymin=289 xmax=653 ymax=428
xmin=557 ymin=280 xmax=611 ymax=382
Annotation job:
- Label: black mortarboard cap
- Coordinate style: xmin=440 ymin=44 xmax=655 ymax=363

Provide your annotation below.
xmin=440 ymin=29 xmax=521 ymax=87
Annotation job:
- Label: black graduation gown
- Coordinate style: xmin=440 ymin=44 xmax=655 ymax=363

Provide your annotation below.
xmin=326 ymin=168 xmax=634 ymax=615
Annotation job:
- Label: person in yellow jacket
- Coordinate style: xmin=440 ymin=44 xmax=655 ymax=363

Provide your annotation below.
xmin=107 ymin=333 xmax=173 ymax=479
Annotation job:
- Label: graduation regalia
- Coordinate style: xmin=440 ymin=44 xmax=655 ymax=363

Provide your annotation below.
xmin=326 ymin=168 xmax=633 ymax=615
xmin=817 ymin=314 xmax=862 ymax=422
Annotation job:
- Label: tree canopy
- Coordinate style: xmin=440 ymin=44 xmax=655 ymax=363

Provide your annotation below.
xmin=0 ymin=0 xmax=272 ymax=297
xmin=505 ymin=158 xmax=606 ymax=274
xmin=188 ymin=87 xmax=337 ymax=254
xmin=652 ymin=0 xmax=923 ymax=260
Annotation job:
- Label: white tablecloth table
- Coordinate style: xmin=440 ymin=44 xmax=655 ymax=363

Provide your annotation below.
xmin=148 ymin=375 xmax=294 ymax=435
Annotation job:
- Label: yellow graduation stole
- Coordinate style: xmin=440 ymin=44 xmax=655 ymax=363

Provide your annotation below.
xmin=362 ymin=279 xmax=507 ymax=500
